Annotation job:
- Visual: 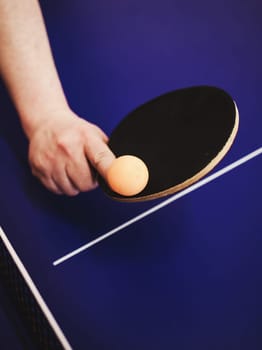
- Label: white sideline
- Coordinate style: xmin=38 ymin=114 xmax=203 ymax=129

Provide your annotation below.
xmin=0 ymin=227 xmax=73 ymax=350
xmin=53 ymin=147 xmax=262 ymax=267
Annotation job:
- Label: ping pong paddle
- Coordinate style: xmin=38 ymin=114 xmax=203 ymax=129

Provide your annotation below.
xmin=99 ymin=86 xmax=239 ymax=202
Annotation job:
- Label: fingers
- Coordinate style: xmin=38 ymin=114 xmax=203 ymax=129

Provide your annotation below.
xmin=65 ymin=153 xmax=98 ymax=192
xmin=36 ymin=173 xmax=64 ymax=195
xmin=30 ymin=146 xmax=100 ymax=196
xmin=32 ymin=166 xmax=79 ymax=196
xmin=51 ymin=165 xmax=80 ymax=196
xmin=28 ymin=115 xmax=115 ymax=196
xmin=84 ymin=137 xmax=116 ymax=180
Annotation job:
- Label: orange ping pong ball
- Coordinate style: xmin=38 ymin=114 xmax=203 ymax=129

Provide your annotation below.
xmin=107 ymin=155 xmax=149 ymax=196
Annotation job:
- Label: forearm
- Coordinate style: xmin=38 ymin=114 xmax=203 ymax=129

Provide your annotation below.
xmin=0 ymin=0 xmax=68 ymax=138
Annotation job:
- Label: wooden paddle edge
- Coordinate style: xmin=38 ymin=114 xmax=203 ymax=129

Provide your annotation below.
xmin=109 ymin=101 xmax=239 ymax=202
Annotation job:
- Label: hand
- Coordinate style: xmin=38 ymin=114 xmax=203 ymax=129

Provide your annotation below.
xmin=28 ymin=109 xmax=115 ymax=196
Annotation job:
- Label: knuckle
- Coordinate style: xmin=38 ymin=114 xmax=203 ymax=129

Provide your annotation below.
xmin=56 ymin=134 xmax=70 ymax=151
xmin=56 ymin=132 xmax=82 ymax=156
xmin=30 ymin=156 xmax=45 ymax=174
xmin=85 ymin=122 xmax=97 ymax=132
xmin=83 ymin=123 xmax=101 ymax=140
xmin=29 ymin=153 xmax=54 ymax=178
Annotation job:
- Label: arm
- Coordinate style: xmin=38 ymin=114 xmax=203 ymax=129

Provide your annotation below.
xmin=0 ymin=0 xmax=114 ymax=195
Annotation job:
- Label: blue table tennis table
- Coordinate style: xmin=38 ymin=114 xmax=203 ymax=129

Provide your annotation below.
xmin=1 ymin=1 xmax=262 ymax=349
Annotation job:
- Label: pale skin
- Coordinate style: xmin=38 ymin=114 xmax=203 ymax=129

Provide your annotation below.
xmin=0 ymin=0 xmax=115 ymax=196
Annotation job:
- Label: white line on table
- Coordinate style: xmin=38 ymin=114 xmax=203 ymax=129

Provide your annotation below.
xmin=53 ymin=147 xmax=262 ymax=267
xmin=0 ymin=227 xmax=73 ymax=349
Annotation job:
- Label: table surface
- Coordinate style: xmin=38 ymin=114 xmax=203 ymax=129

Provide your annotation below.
xmin=0 ymin=1 xmax=262 ymax=349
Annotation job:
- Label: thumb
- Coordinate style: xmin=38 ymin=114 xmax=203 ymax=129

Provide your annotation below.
xmin=85 ymin=136 xmax=116 ymax=180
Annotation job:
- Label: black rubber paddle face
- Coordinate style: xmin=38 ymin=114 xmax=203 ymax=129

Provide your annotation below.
xmin=99 ymin=86 xmax=238 ymax=202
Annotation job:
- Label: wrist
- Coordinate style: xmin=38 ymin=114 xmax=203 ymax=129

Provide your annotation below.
xmin=20 ymin=102 xmax=73 ymax=139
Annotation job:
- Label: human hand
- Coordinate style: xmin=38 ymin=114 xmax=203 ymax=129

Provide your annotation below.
xmin=27 ymin=109 xmax=115 ymax=196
